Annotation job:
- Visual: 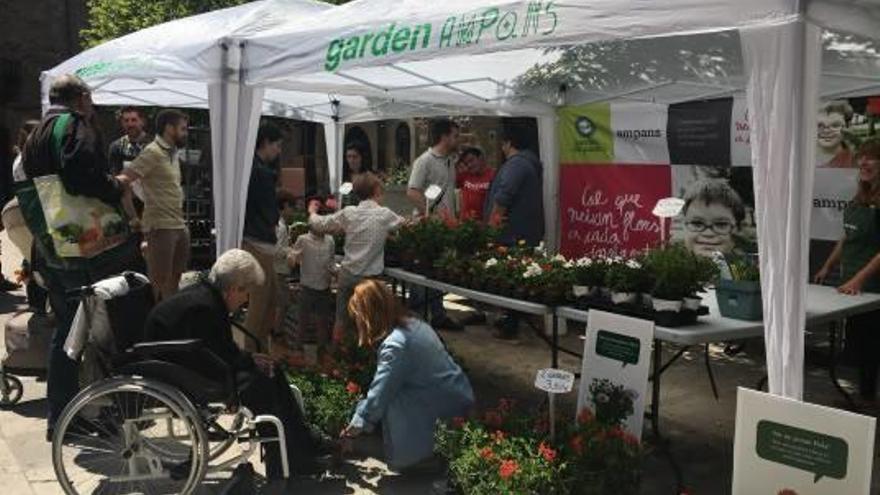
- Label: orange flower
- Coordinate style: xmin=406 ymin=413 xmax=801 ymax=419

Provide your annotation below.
xmin=577 ymin=408 xmax=595 ymax=425
xmin=538 ymin=442 xmax=557 ymax=463
xmin=479 ymin=447 xmax=495 ymax=460
xmin=496 ymin=246 xmax=509 ymax=255
xmin=345 ymin=381 xmax=360 ymax=395
xmin=569 ymin=435 xmax=584 ymax=455
xmin=499 ymin=459 xmax=519 ymax=480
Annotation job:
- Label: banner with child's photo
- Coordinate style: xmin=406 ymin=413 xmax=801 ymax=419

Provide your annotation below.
xmin=558 ymin=96 xmax=880 ymax=259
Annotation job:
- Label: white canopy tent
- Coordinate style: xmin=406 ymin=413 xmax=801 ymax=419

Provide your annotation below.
xmin=44 ymin=0 xmax=880 ymax=400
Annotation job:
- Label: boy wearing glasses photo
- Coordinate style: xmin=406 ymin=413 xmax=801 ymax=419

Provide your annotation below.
xmin=681 ymin=179 xmax=746 ymax=257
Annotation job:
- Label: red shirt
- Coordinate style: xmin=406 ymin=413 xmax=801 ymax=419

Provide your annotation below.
xmin=456 ymin=167 xmax=496 ymax=221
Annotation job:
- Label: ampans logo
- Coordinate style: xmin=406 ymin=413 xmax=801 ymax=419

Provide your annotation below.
xmin=615 ymin=129 xmax=663 ymax=141
xmin=575 ymin=116 xmax=594 ymax=137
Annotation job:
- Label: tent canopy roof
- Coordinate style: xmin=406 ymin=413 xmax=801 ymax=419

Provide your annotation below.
xmin=46 ymin=0 xmax=880 ymax=123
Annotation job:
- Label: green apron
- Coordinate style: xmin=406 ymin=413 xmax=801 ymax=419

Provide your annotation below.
xmin=842 ymin=205 xmax=880 ymax=292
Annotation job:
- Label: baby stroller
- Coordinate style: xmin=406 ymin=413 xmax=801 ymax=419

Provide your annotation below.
xmin=51 ymin=272 xmax=293 ymax=494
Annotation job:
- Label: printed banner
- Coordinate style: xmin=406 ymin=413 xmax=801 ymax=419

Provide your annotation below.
xmin=732 ymin=388 xmax=876 ymax=495
xmin=670 ymin=165 xmax=757 ymax=257
xmin=558 ymin=103 xmax=614 ymax=164
xmin=667 ymin=98 xmax=733 ymax=166
xmin=577 ymin=310 xmax=654 ymax=441
xmin=559 ymin=165 xmax=670 ymax=259
xmin=730 ymin=98 xmax=752 ymax=166
xmin=812 ymin=168 xmax=858 ymax=241
xmin=611 ymin=102 xmax=670 ymax=164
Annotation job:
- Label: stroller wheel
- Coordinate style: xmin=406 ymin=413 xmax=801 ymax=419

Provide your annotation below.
xmin=0 ymin=375 xmax=23 ymax=407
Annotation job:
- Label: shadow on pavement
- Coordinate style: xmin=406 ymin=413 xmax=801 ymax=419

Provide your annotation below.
xmin=3 ymin=397 xmax=46 ymax=419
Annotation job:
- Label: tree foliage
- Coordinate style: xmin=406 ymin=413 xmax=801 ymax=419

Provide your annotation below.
xmin=81 ymin=0 xmax=352 ymax=48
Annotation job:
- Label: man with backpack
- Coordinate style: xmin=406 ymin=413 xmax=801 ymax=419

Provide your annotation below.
xmin=19 ymin=74 xmax=143 ymax=439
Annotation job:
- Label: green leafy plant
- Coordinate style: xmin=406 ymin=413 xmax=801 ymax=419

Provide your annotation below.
xmin=286 ymin=369 xmax=360 ymax=437
xmin=560 ymin=409 xmax=642 ymax=495
xmin=643 ymin=243 xmax=693 ymax=300
xmin=572 ymin=257 xmax=608 ymax=289
xmin=728 ymin=255 xmax=761 ymax=282
xmin=604 ymin=258 xmax=645 ymax=294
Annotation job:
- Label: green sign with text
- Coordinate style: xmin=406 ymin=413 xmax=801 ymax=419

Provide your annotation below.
xmin=756 ymin=420 xmax=848 ymax=482
xmin=595 ymin=330 xmax=640 ymax=366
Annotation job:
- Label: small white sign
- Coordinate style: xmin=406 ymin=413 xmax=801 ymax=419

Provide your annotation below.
xmin=535 ymin=368 xmax=575 ymax=394
xmin=652 ymin=197 xmax=685 ymax=218
xmin=339 ymin=182 xmax=353 ymax=196
xmin=577 ymin=310 xmax=654 ymax=441
xmin=425 ymin=184 xmax=443 ymax=201
xmin=732 ymin=388 xmax=876 ymax=495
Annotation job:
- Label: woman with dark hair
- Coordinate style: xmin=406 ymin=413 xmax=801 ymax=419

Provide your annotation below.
xmin=815 ymin=139 xmax=880 ymax=408
xmin=343 ymin=142 xmax=371 ymax=205
xmin=340 ymin=279 xmax=473 ymax=469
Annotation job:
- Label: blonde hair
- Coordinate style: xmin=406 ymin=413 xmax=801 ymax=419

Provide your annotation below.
xmin=209 ymin=249 xmax=265 ymax=291
xmin=347 ymin=279 xmax=407 ymax=347
xmin=353 ymin=172 xmax=382 ymax=200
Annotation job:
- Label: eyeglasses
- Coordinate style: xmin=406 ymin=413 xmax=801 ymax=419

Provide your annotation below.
xmin=685 ymin=220 xmax=735 ymax=235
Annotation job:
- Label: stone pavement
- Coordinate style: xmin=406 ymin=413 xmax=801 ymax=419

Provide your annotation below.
xmin=0 ymin=231 xmax=877 ymax=494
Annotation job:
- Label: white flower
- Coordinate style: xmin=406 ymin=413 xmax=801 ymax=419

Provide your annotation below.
xmin=485 ymin=258 xmax=498 ymax=268
xmin=626 ymin=259 xmax=642 ymax=270
xmin=534 ymin=241 xmax=546 ymax=255
xmin=563 ymin=260 xmax=574 ymax=269
xmin=552 ymin=254 xmax=566 ymax=263
xmin=576 ymin=257 xmax=593 ymax=267
xmin=523 ymin=262 xmax=544 ymax=279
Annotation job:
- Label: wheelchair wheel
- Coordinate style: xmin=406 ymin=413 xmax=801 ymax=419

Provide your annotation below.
xmin=0 ymin=374 xmax=23 ymax=407
xmin=52 ymin=378 xmax=208 ymax=495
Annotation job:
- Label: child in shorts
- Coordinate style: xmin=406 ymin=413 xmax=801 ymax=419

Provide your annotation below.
xmin=288 ymin=217 xmax=337 ymax=359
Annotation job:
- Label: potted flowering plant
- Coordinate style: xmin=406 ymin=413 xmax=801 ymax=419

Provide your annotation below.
xmin=643 ymin=244 xmax=693 ymax=312
xmin=561 ymin=409 xmax=641 ymax=495
xmin=604 ymin=258 xmax=644 ymax=305
xmin=571 ymin=257 xmax=607 ymax=298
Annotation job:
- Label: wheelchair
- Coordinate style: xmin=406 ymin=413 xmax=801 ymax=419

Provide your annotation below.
xmin=51 ymin=272 xmax=291 ymax=495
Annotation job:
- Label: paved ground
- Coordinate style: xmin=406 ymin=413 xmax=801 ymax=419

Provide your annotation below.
xmin=0 ymin=232 xmax=877 ymax=494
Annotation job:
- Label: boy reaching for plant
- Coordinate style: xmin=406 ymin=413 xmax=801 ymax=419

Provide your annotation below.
xmin=288 ymin=211 xmax=338 ymax=364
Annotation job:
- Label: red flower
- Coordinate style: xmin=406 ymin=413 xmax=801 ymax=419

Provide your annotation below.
xmin=346 ymin=381 xmax=360 ymax=395
xmin=451 ymin=416 xmax=466 ymax=429
xmin=498 ymin=459 xmax=519 ymax=480
xmin=484 ymin=410 xmax=503 ymax=429
xmin=569 ymin=435 xmax=584 ymax=455
xmin=867 ymin=97 xmax=880 ymax=117
xmin=538 ymin=442 xmax=557 ymax=463
xmin=777 ymin=490 xmax=798 ymax=495
xmin=479 ymin=447 xmax=495 ymax=460
xmin=623 ymin=432 xmax=640 ymax=448
xmin=577 ymin=408 xmax=595 ymax=425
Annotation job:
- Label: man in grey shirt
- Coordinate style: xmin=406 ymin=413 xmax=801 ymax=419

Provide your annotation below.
xmin=406 ymin=119 xmax=462 ymax=330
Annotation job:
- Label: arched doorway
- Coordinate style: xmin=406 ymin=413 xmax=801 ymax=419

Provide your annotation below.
xmin=343 ymin=126 xmax=372 ymax=180
xmin=394 ymin=122 xmax=411 ymax=168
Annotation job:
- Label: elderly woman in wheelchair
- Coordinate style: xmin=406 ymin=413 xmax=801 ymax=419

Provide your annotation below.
xmin=51 ymin=249 xmax=333 ymax=495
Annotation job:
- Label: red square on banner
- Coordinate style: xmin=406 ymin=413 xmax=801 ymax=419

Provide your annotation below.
xmin=560 ymin=165 xmax=672 ymax=259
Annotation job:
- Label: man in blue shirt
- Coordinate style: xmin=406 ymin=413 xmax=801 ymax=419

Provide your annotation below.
xmin=484 ymin=119 xmax=545 ymax=339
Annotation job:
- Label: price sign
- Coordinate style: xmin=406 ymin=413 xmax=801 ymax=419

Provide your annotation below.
xmin=535 ymin=368 xmax=575 ymax=394
xmin=652 ymin=197 xmax=685 ymax=218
